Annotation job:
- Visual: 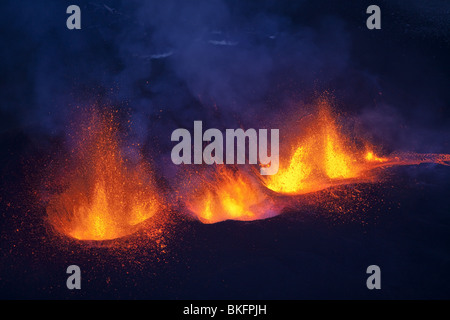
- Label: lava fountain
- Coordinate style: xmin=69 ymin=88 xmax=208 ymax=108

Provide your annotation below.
xmin=185 ymin=166 xmax=277 ymax=224
xmin=264 ymin=98 xmax=450 ymax=195
xmin=184 ymin=97 xmax=450 ymax=223
xmin=46 ymin=108 xmax=163 ymax=241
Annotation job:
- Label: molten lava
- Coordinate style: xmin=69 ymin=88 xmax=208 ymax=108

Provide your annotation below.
xmin=265 ymin=100 xmax=363 ymax=194
xmin=184 ymin=97 xmax=450 ymax=223
xmin=186 ymin=166 xmax=276 ymax=224
xmin=264 ymin=98 xmax=450 ymax=195
xmin=46 ymin=109 xmax=163 ymax=241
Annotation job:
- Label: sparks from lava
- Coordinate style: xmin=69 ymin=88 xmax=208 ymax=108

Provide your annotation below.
xmin=46 ymin=108 xmax=164 ymax=241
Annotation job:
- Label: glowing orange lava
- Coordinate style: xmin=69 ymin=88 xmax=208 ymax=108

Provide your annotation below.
xmin=364 ymin=151 xmax=388 ymax=163
xmin=46 ymin=109 xmax=163 ymax=240
xmin=265 ymin=99 xmax=362 ymax=194
xmin=264 ymin=98 xmax=450 ymax=195
xmin=184 ymin=97 xmax=450 ymax=223
xmin=186 ymin=166 xmax=275 ymax=224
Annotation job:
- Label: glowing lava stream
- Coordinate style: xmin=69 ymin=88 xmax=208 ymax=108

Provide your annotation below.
xmin=264 ymin=99 xmax=450 ymax=195
xmin=46 ymin=109 xmax=163 ymax=241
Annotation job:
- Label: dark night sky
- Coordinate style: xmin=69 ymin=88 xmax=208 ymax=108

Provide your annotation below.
xmin=1 ymin=0 xmax=449 ymax=152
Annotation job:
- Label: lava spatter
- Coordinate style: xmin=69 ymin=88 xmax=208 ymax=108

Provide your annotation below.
xmin=46 ymin=108 xmax=164 ymax=241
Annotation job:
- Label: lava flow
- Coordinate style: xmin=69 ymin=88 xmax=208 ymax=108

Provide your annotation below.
xmin=184 ymin=97 xmax=450 ymax=224
xmin=46 ymin=109 xmax=163 ymax=241
xmin=264 ymin=98 xmax=450 ymax=195
xmin=186 ymin=166 xmax=276 ymax=224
